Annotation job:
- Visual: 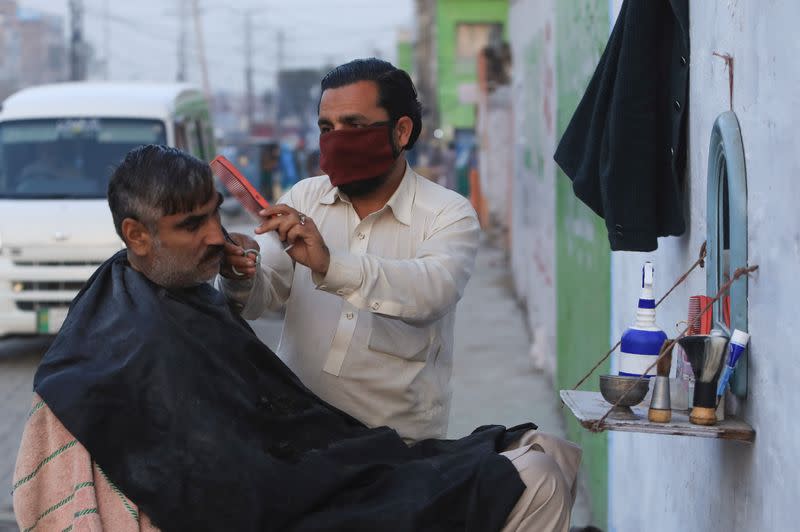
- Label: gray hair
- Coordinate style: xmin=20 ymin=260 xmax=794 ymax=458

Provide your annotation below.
xmin=107 ymin=145 xmax=215 ymax=241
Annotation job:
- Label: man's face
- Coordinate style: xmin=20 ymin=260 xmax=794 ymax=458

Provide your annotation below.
xmin=145 ymin=193 xmax=226 ymax=289
xmin=318 ymin=80 xmax=397 ymax=196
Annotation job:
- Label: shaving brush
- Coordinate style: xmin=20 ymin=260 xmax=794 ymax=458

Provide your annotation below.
xmin=678 ymin=333 xmax=730 ymax=425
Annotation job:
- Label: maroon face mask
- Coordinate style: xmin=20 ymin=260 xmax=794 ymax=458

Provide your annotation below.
xmin=319 ymin=122 xmax=398 ymax=187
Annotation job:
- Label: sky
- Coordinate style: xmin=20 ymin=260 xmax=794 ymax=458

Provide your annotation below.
xmin=20 ymin=0 xmax=414 ymax=93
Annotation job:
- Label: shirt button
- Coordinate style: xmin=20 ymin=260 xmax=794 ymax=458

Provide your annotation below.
xmin=670 ymin=147 xmax=675 ymax=157
xmin=680 ymin=56 xmax=687 ymax=66
xmin=674 ymin=100 xmax=681 ymax=111
xmin=346 ymin=312 xmax=354 ymax=320
xmin=371 ymin=302 xmax=380 ymax=310
xmin=357 ymin=233 xmax=366 ymax=240
xmin=336 ymin=289 xmax=345 ymax=295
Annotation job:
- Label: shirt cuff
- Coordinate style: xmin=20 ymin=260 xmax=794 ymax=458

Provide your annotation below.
xmin=314 ymin=251 xmax=362 ymax=296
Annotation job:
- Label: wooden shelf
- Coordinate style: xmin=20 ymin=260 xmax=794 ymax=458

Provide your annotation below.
xmin=560 ymin=390 xmax=755 ymax=443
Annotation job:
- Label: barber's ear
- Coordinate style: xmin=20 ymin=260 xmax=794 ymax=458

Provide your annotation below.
xmin=121 ymin=218 xmax=153 ymax=257
xmin=395 ymin=116 xmax=414 ymax=150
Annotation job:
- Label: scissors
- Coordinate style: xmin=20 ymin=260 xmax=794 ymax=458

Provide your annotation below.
xmin=221 ymin=226 xmax=261 ymax=277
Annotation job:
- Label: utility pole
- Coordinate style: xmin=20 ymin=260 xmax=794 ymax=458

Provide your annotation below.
xmin=244 ymin=11 xmax=254 ymax=132
xmin=103 ymin=0 xmax=110 ymax=79
xmin=177 ymin=0 xmax=187 ymax=82
xmin=68 ymin=0 xmax=86 ymax=81
xmin=274 ymin=29 xmax=285 ymax=142
xmin=191 ymin=0 xmax=211 ymax=98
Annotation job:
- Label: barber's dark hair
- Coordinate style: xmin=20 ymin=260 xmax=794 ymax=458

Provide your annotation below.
xmin=320 ymin=58 xmax=423 ymax=150
xmin=107 ymin=145 xmax=215 ymax=241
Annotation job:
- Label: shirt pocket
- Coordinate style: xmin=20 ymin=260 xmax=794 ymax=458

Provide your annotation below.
xmin=368 ymin=315 xmax=432 ymax=362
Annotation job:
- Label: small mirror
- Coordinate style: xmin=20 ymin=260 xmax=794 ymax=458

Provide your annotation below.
xmin=706 ymin=111 xmax=748 ymax=397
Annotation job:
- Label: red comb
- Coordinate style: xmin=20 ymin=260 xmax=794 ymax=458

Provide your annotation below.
xmin=688 ymin=295 xmax=714 ymax=335
xmin=210 ymin=155 xmax=270 ymax=218
xmin=687 ymin=296 xmax=702 ymax=335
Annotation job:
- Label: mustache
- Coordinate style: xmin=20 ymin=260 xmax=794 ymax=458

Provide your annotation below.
xmin=201 ymin=245 xmax=225 ymax=262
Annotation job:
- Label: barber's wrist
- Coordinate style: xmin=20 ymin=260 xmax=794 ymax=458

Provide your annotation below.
xmin=313 ymin=246 xmax=331 ymax=277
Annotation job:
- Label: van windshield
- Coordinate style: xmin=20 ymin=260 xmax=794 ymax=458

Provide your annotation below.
xmin=0 ymin=118 xmax=166 ymax=199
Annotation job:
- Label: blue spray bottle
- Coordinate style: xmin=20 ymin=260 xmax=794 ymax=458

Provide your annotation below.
xmin=619 ymin=262 xmax=667 ymax=377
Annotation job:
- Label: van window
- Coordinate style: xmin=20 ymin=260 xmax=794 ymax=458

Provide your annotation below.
xmin=0 ymin=118 xmax=166 ymax=199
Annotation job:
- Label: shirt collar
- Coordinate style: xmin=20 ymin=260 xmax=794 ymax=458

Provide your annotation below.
xmin=384 ymin=163 xmax=415 ymax=226
xmin=319 ymin=163 xmax=416 ymax=226
xmin=319 ymin=185 xmax=338 ymax=205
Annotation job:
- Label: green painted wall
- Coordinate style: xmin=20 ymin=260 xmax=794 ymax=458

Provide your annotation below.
xmin=555 ymin=0 xmax=611 ymax=526
xmin=436 ymin=0 xmax=509 ymax=131
xmin=521 ymin=32 xmax=547 ymax=182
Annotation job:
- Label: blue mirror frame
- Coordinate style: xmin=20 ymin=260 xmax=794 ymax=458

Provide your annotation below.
xmin=706 ymin=111 xmax=748 ymax=398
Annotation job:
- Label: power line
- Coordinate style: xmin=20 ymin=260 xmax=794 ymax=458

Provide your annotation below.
xmin=80 ymin=2 xmax=402 ymax=90
xmin=85 ymin=24 xmax=331 ymax=79
xmin=84 ymin=5 xmax=396 ymax=56
xmin=84 ymin=7 xmax=178 ymax=44
xmin=83 ymin=7 xmax=343 ymax=63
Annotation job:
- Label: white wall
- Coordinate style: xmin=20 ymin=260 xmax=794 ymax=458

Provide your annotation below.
xmin=508 ymin=0 xmax=558 ymax=377
xmin=477 ymin=86 xmax=514 ymax=230
xmin=609 ymin=2 xmax=800 ymax=530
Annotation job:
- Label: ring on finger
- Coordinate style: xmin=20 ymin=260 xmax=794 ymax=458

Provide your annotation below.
xmin=299 ymin=214 xmax=306 ymax=226
xmin=243 ymin=249 xmax=261 ymax=265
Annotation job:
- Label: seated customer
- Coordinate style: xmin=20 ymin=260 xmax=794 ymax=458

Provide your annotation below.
xmin=13 ymin=145 xmax=580 ymax=532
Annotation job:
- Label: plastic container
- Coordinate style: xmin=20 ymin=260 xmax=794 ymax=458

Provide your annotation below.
xmin=619 ymin=262 xmax=668 ymax=378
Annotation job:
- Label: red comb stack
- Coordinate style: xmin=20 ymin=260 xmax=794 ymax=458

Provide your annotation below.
xmin=688 ymin=295 xmax=714 ymax=335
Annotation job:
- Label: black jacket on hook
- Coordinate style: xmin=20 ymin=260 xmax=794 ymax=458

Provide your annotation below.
xmin=554 ymin=0 xmax=690 ymax=252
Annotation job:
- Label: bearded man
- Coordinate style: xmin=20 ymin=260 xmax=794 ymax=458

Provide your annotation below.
xmin=13 ymin=145 xmax=580 ymax=532
xmin=220 ymin=58 xmax=482 ymax=444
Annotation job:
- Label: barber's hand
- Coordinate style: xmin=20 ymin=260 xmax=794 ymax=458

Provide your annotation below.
xmin=256 ymin=205 xmax=330 ymax=276
xmin=220 ymin=232 xmax=260 ymax=279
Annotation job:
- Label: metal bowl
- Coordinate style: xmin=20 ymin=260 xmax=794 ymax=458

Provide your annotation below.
xmin=599 ymin=375 xmax=650 ymax=420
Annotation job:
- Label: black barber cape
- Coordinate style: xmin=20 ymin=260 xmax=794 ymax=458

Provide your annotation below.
xmin=34 ymin=251 xmax=531 ymax=532
xmin=554 ymin=0 xmax=689 ymax=252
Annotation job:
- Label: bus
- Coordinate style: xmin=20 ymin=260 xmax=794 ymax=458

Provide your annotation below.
xmin=0 ymin=82 xmax=215 ymax=336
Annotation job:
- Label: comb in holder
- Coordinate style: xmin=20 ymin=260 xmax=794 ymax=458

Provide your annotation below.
xmin=688 ymin=295 xmax=714 ymax=335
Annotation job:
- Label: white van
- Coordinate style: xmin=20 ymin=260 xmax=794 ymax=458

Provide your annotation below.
xmin=0 ymin=82 xmax=215 ymax=336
